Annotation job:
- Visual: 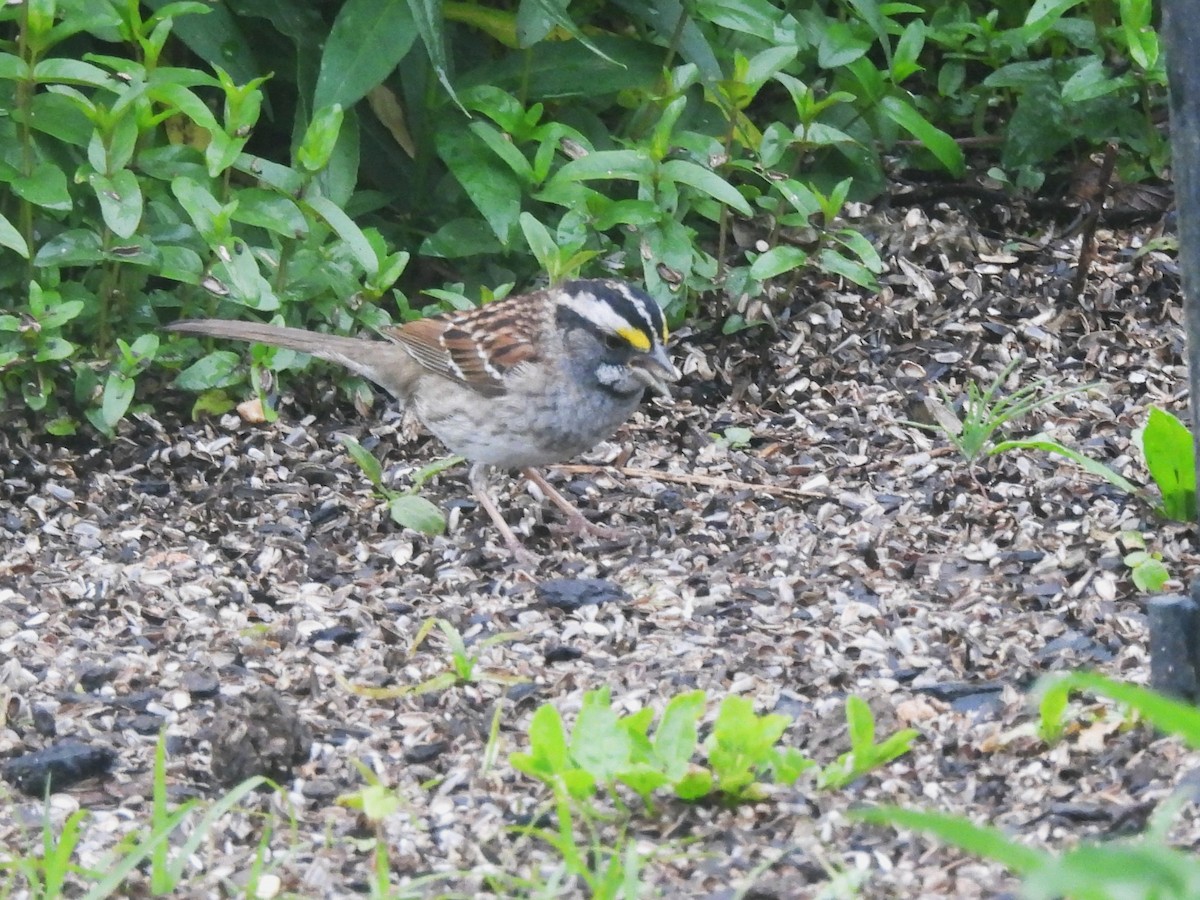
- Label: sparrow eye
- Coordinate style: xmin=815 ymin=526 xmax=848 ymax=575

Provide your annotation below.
xmin=603 ymin=333 xmax=626 ymax=351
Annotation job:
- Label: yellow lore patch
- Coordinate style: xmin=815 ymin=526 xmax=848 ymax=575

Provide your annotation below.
xmin=618 ymin=326 xmax=651 ymax=351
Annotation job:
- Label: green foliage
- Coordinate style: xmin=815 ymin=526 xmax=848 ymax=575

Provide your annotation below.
xmin=859 ymin=672 xmax=1200 ymax=900
xmin=1035 ymin=670 xmax=1200 ymax=747
xmin=816 ymin=695 xmax=922 ymax=790
xmin=1141 ymin=407 xmax=1196 ymax=521
xmin=991 ymin=435 xmax=1142 ymax=494
xmin=0 ymin=0 xmax=1170 ymax=431
xmin=510 ymin=687 xmax=917 ymax=808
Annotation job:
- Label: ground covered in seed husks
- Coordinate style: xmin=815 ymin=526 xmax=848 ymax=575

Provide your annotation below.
xmin=2 ymin=198 xmax=1198 ymax=898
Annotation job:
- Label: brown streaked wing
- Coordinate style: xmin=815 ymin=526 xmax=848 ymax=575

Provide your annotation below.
xmin=382 ymin=303 xmax=541 ymax=393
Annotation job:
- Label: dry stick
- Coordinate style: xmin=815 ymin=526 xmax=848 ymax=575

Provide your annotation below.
xmin=1070 ymin=141 xmax=1119 ymax=303
xmin=551 ymin=464 xmax=822 ymax=500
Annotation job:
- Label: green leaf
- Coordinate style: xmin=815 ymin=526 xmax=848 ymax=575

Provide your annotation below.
xmin=297 ymin=105 xmax=345 ymax=174
xmin=34 ymin=229 xmax=104 ymax=266
xmin=388 ymin=494 xmax=446 ymax=535
xmin=571 ymin=691 xmax=631 ymax=782
xmin=339 ymin=434 xmax=384 ymax=486
xmin=818 ymin=21 xmax=870 ymax=69
xmin=990 ymin=436 xmax=1142 ymax=496
xmin=100 ymin=371 xmax=136 ymax=431
xmin=313 ymin=107 xmax=360 ymax=208
xmin=616 ymin=764 xmax=671 ymax=800
xmin=513 ymin=703 xmax=571 ymax=780
xmin=314 ymin=0 xmax=418 ymax=110
xmin=653 ymin=690 xmax=705 ymax=779
xmin=1127 ymin=554 xmax=1170 ymax=592
xmin=34 ymin=58 xmax=116 ymax=88
xmin=407 ymin=0 xmax=463 ymax=111
xmin=817 ymin=247 xmax=878 ymax=288
xmin=879 ymin=95 xmax=965 ymax=176
xmin=11 ymin=161 xmax=72 ymax=211
xmin=212 ymin=242 xmax=279 ymax=311
xmin=46 ymin=416 xmax=77 ymax=436
xmin=89 ymin=169 xmax=143 ymax=238
xmin=229 ymin=189 xmax=308 ymax=238
xmin=517 ymin=0 xmax=619 ymax=63
xmin=0 ymin=211 xmax=29 ymax=258
xmin=1143 ymin=407 xmax=1196 ymax=521
xmin=34 ymin=336 xmax=75 ymax=362
xmin=659 ymin=159 xmax=753 ymax=217
xmin=469 ymin=120 xmax=534 ymax=184
xmin=1035 ymin=671 xmax=1200 ymax=750
xmin=0 ymin=52 xmax=29 ymax=80
xmin=1022 ymin=0 xmax=1086 ymax=44
xmin=552 ymin=149 xmax=654 ymax=183
xmin=673 ymin=766 xmax=713 ymax=801
xmin=190 ymin=389 xmax=235 ymax=418
xmin=420 ymin=218 xmax=505 ymax=259
xmin=38 ymin=299 xmax=86 ymax=330
xmin=435 ymin=126 xmax=522 ymax=244
xmin=174 ymin=351 xmax=243 ymax=391
xmin=306 ymin=194 xmax=378 ymax=276
xmin=519 ymin=212 xmax=558 ymax=272
xmin=844 ymin=695 xmax=874 ymax=751
xmin=23 ymin=92 xmax=91 ymax=146
xmin=1025 ymin=843 xmax=1200 ymax=900
xmin=144 ymin=0 xmax=261 ymax=86
xmin=749 ymin=245 xmax=807 ymax=281
xmin=460 ymin=33 xmax=664 ymax=99
xmin=1062 ymin=58 xmax=1132 ymax=103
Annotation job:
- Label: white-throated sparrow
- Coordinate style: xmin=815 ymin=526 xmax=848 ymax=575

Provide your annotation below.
xmin=167 ymin=279 xmax=680 ymax=560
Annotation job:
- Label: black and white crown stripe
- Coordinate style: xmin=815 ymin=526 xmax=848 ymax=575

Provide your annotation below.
xmin=559 ymin=279 xmax=668 ymax=352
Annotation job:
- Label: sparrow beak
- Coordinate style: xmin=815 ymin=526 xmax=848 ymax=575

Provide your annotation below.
xmin=630 ymin=344 xmax=681 ymax=397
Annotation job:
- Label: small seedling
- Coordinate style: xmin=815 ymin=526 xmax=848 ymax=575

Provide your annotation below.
xmin=909 ymin=357 xmax=1094 ymax=462
xmin=340 ymin=435 xmax=463 ymax=536
xmin=1118 ymin=531 xmax=1171 ymax=593
xmin=338 ymin=617 xmax=525 ymax=698
xmin=816 ymin=696 xmax=919 ymax=789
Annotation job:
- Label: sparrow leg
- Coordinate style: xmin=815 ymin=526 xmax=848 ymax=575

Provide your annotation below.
xmin=468 ymin=463 xmax=539 ymax=565
xmin=522 ymin=468 xmax=625 ymax=540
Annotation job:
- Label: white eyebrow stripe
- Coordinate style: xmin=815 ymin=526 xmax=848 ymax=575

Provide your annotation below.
xmin=560 ymin=291 xmax=641 ymax=336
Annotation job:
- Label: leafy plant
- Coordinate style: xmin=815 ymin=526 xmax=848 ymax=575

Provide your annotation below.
xmin=510 ymin=688 xmax=916 ymax=808
xmin=816 ymin=696 xmax=921 ymax=790
xmin=1119 ymin=531 xmax=1171 ymax=594
xmin=509 ymin=786 xmax=649 ymax=900
xmin=336 ymin=762 xmax=465 ymax=899
xmin=910 ymin=357 xmax=1094 ymax=462
xmin=338 ymin=617 xmax=525 ymax=699
xmin=0 ymin=1 xmax=1170 ymax=430
xmin=339 ymin=435 xmax=461 ymax=536
xmin=1140 ymin=407 xmax=1196 ymax=521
